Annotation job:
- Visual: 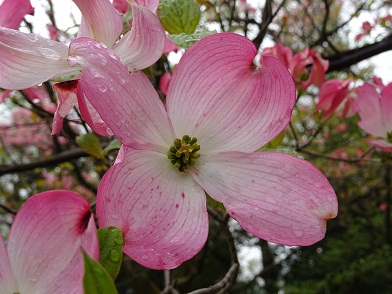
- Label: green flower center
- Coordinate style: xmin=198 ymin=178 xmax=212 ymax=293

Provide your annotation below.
xmin=167 ymin=135 xmax=200 ymax=172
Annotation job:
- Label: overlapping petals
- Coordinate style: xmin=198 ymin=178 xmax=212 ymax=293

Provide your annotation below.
xmin=70 ymin=33 xmax=337 ymax=269
xmin=75 ymin=0 xmax=123 ymax=47
xmin=70 ymin=37 xmax=174 ymax=151
xmin=97 ymin=147 xmax=208 ymax=269
xmin=0 ymin=190 xmax=98 ymax=294
xmin=0 ymin=0 xmax=165 ymax=136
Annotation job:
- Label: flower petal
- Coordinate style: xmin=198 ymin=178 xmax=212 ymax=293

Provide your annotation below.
xmin=74 ymin=0 xmax=123 ymax=47
xmin=69 ymin=37 xmax=175 ymax=152
xmin=356 ymin=83 xmax=385 ymax=137
xmin=167 ymin=33 xmax=295 ymax=153
xmin=370 ymin=139 xmax=392 ymax=152
xmin=380 ymin=83 xmax=392 ymax=131
xmin=7 ymin=190 xmax=98 ymax=294
xmin=192 ymin=151 xmax=338 ymax=246
xmin=96 ymin=147 xmax=208 ymax=269
xmin=0 ymin=27 xmax=72 ymax=89
xmin=0 ymin=0 xmax=34 ymax=29
xmin=112 ymin=4 xmax=166 ymax=71
xmin=77 ymin=86 xmax=114 ymax=136
xmin=52 ymin=81 xmax=79 ymax=135
xmin=135 ymin=0 xmax=159 ymax=14
xmin=0 ymin=237 xmax=15 ymax=293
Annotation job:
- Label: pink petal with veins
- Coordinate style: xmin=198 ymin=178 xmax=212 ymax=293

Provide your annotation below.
xmin=356 ymin=83 xmax=385 ymax=137
xmin=135 ymin=0 xmax=159 ymax=14
xmin=192 ymin=152 xmax=338 ymax=245
xmin=0 ymin=27 xmax=72 ymax=90
xmin=6 ymin=190 xmax=98 ymax=294
xmin=74 ymin=0 xmax=123 ymax=47
xmin=69 ymin=37 xmax=174 ymax=152
xmin=97 ymin=147 xmax=208 ymax=269
xmin=113 ymin=4 xmax=166 ymax=71
xmin=167 ymin=33 xmax=295 ymax=153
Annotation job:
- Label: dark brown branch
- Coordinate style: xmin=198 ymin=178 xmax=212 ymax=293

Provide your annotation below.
xmin=0 ymin=203 xmax=17 ymax=215
xmin=0 ymin=149 xmax=89 ymax=176
xmin=187 ymin=263 xmax=239 ymax=294
xmin=326 ymin=34 xmax=392 ymax=72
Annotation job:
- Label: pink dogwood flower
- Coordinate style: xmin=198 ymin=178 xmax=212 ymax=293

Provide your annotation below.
xmin=0 ymin=0 xmax=165 ymax=136
xmin=356 ymin=82 xmax=392 ymax=152
xmin=0 ymin=0 xmax=33 ymax=29
xmin=0 ymin=190 xmax=98 ymax=293
xmin=262 ymin=45 xmax=329 ymax=90
xmin=316 ymin=78 xmax=356 ymax=118
xmin=69 ymin=33 xmax=338 ymax=270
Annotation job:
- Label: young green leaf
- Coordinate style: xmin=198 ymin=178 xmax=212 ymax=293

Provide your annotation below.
xmin=97 ymin=227 xmax=123 ymax=280
xmin=158 ymin=0 xmax=201 ymax=34
xmin=83 ymin=251 xmax=118 ymax=294
xmin=168 ymin=31 xmax=216 ymax=49
xmin=76 ymin=133 xmax=102 ymax=159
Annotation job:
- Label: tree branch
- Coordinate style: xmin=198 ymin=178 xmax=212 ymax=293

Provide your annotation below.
xmin=0 ymin=149 xmax=89 ymax=176
xmin=326 ymin=34 xmax=392 ymax=72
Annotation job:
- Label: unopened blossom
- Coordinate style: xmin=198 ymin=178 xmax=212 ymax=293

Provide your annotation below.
xmin=0 ymin=0 xmax=165 ymax=136
xmin=356 ymin=82 xmax=392 ymax=152
xmin=0 ymin=190 xmax=98 ymax=294
xmin=317 ymin=78 xmax=357 ymax=118
xmin=69 ymin=33 xmax=338 ymax=270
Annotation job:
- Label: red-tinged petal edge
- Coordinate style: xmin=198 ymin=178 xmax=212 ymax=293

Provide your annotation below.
xmin=74 ymin=0 xmax=123 ymax=47
xmin=0 ymin=27 xmax=72 ymax=90
xmin=167 ymin=32 xmax=296 ymax=153
xmin=69 ymin=37 xmax=175 ymax=152
xmin=192 ymin=151 xmax=338 ymax=246
xmin=96 ymin=147 xmax=208 ymax=269
xmin=52 ymin=81 xmax=79 ymax=135
xmin=113 ymin=4 xmax=166 ymax=71
xmin=7 ymin=190 xmax=98 ymax=294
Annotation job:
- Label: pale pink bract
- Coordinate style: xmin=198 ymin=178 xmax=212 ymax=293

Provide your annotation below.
xmin=0 ymin=190 xmax=98 ymax=294
xmin=69 ymin=33 xmax=338 ymax=270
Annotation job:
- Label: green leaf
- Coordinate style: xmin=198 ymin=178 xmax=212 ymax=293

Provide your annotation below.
xmin=76 ymin=133 xmax=102 ymax=159
xmin=101 ymin=139 xmax=121 ymax=157
xmin=83 ymin=251 xmax=118 ymax=294
xmin=97 ymin=227 xmax=123 ymax=280
xmin=168 ymin=31 xmax=216 ymax=49
xmin=157 ymin=0 xmax=201 ymax=34
xmin=264 ymin=131 xmax=285 ymax=149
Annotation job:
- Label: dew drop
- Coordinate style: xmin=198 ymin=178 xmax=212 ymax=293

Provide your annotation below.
xmin=109 ymin=249 xmax=121 ymax=262
xmin=37 ymin=47 xmax=62 ymax=60
xmin=114 ymin=238 xmax=123 ymax=245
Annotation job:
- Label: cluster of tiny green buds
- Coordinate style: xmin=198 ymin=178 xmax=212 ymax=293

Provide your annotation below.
xmin=167 ymin=135 xmax=200 ymax=172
